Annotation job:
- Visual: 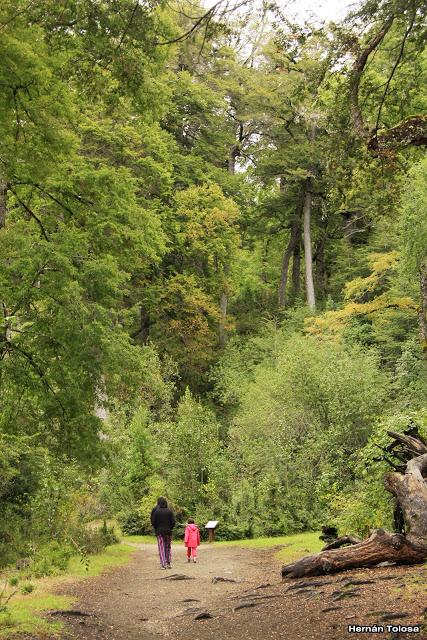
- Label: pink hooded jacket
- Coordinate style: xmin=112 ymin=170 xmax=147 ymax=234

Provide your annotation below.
xmin=184 ymin=523 xmax=200 ymax=548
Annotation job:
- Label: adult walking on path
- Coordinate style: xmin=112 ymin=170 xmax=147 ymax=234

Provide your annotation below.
xmin=151 ymin=497 xmax=175 ymax=569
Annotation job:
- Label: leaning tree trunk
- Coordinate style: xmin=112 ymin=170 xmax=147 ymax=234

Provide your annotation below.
xmin=282 ymin=431 xmax=427 ymax=579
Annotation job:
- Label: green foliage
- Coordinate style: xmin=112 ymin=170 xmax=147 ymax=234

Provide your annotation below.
xmin=0 ymin=0 xmax=426 ymax=569
xmin=161 ymin=389 xmax=222 ymax=513
xmin=20 ymin=583 xmax=34 ymax=595
xmin=398 ymin=156 xmax=427 ymax=301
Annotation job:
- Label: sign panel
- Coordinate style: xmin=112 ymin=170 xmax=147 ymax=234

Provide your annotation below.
xmin=205 ymin=520 xmax=219 ymax=529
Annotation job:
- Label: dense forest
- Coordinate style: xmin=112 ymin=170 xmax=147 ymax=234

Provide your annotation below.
xmin=0 ymin=0 xmax=426 ymax=572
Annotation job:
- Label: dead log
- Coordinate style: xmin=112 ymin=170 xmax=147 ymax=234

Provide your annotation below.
xmin=282 ymin=529 xmax=427 ymax=578
xmin=322 ymin=536 xmax=361 ymax=551
xmin=282 ymin=431 xmax=427 ymax=579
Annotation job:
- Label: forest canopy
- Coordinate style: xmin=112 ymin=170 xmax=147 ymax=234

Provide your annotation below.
xmin=0 ymin=0 xmax=426 ymax=567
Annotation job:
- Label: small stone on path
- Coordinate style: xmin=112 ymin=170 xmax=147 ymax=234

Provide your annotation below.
xmin=194 ymin=612 xmax=213 ymax=620
xmin=212 ymin=576 xmax=237 ymax=583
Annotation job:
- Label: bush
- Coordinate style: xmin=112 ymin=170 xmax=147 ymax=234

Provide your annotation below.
xmin=118 ymin=511 xmax=147 ymax=536
xmin=30 ymin=541 xmax=73 ymax=578
xmin=20 ymin=583 xmax=34 ymax=594
xmin=211 ymin=522 xmax=251 ymax=541
xmin=72 ymin=523 xmax=120 ymax=556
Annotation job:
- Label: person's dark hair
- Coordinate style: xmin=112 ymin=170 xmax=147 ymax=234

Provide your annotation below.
xmin=187 ymin=518 xmax=194 ymax=524
xmin=157 ymin=497 xmax=168 ymax=508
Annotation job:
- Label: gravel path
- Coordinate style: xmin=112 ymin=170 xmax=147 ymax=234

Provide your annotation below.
xmin=39 ymin=542 xmax=426 ymax=640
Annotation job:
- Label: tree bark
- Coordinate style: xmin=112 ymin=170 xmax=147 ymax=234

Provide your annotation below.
xmin=228 ymin=145 xmax=239 ymax=174
xmin=278 ymin=216 xmax=301 ymax=308
xmin=228 ymin=121 xmax=244 ymax=174
xmin=291 ymin=228 xmax=301 ymax=302
xmin=281 ymin=432 xmax=427 ymax=579
xmin=384 ymin=451 xmax=427 ymax=543
xmin=282 ymin=529 xmax=427 ymax=579
xmin=369 ymin=115 xmax=427 ymax=154
xmin=303 ymin=177 xmax=316 ymax=310
xmin=321 ymin=536 xmax=361 ymax=551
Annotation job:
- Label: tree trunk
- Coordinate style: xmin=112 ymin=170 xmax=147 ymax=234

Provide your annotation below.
xmin=281 ymin=432 xmax=427 ymax=579
xmin=348 ymin=16 xmax=394 ymax=143
xmin=228 ymin=146 xmax=238 ymax=174
xmin=384 ymin=451 xmax=427 ymax=543
xmin=303 ymin=178 xmax=316 ymax=310
xmin=0 ymin=179 xmax=8 ymax=229
xmin=278 ymin=216 xmax=301 ymax=308
xmin=282 ymin=529 xmax=427 ymax=579
xmin=291 ymin=228 xmax=301 ymax=302
xmin=228 ymin=122 xmax=243 ymax=174
xmin=419 ymin=263 xmax=427 ymax=353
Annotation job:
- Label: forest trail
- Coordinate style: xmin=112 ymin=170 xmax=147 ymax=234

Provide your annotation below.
xmin=36 ymin=542 xmax=426 ymax=640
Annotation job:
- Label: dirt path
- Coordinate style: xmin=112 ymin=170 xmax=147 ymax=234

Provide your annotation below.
xmin=42 ymin=542 xmax=426 ymax=640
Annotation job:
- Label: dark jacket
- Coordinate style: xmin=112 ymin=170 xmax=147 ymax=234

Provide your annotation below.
xmin=151 ymin=506 xmax=175 ymax=535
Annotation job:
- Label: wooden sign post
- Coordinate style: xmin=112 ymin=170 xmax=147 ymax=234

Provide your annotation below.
xmin=205 ymin=520 xmax=218 ymax=543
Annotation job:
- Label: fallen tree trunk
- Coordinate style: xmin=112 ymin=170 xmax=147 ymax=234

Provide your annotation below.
xmin=321 ymin=535 xmax=361 ymax=551
xmin=282 ymin=430 xmax=427 ymax=579
xmin=282 ymin=529 xmax=427 ymax=579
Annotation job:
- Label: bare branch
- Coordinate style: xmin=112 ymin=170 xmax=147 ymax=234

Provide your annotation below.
xmin=349 ymin=16 xmax=395 ymax=140
xmin=374 ymin=8 xmax=416 ymax=134
xmin=0 ymin=0 xmax=39 ymax=32
xmin=155 ymin=1 xmax=224 ymax=46
xmin=10 ymin=188 xmax=50 ymax=241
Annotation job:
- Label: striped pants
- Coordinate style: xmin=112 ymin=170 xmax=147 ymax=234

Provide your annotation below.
xmin=156 ymin=533 xmax=172 ymax=567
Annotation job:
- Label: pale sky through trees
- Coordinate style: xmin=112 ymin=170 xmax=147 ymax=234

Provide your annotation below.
xmin=285 ymin=0 xmax=354 ymax=23
xmin=203 ymin=0 xmax=355 ymax=23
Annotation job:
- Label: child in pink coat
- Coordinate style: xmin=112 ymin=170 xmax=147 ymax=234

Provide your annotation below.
xmin=184 ymin=518 xmax=200 ymax=563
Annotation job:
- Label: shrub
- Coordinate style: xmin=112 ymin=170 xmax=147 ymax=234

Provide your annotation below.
xmin=20 ymin=583 xmax=34 ymax=594
xmin=118 ymin=511 xmax=147 ymax=536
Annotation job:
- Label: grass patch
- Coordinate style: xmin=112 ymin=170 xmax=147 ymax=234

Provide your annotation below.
xmin=121 ymin=535 xmax=157 ymax=544
xmin=67 ymin=543 xmax=135 ymax=577
xmin=217 ymin=532 xmax=323 ymax=563
xmin=0 ymin=593 xmax=72 ymax=638
xmin=0 ymin=544 xmax=136 ymax=638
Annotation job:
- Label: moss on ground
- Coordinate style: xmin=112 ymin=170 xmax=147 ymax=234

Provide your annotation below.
xmin=121 ymin=535 xmax=157 ymax=544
